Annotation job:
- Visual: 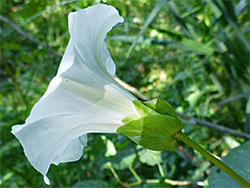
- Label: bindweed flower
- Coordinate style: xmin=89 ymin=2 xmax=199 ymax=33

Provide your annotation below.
xmin=11 ymin=4 xmax=184 ymax=185
xmin=11 ymin=4 xmax=138 ymax=184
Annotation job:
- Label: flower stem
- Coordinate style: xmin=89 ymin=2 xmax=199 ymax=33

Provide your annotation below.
xmin=175 ymin=131 xmax=250 ymax=188
xmin=157 ymin=163 xmax=165 ymax=178
xmin=108 ymin=162 xmax=126 ymax=186
xmin=128 ymin=166 xmax=142 ymax=183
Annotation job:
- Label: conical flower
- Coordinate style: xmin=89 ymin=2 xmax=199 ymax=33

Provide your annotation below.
xmin=11 ymin=4 xmax=137 ymax=184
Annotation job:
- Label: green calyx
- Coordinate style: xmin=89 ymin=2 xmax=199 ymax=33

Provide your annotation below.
xmin=117 ymin=98 xmax=183 ymax=151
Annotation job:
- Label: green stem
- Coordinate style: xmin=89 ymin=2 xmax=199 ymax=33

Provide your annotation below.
xmin=128 ymin=166 xmax=142 ymax=183
xmin=175 ymin=131 xmax=250 ymax=188
xmin=108 ymin=162 xmax=126 ymax=186
xmin=157 ymin=163 xmax=165 ymax=178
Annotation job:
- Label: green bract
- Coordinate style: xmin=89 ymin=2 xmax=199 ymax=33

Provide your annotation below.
xmin=117 ymin=98 xmax=183 ymax=151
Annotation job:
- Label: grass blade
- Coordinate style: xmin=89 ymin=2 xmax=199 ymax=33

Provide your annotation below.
xmin=166 ymin=0 xmax=193 ymax=38
xmin=126 ymin=0 xmax=166 ymax=58
xmin=213 ymin=0 xmax=250 ymax=52
xmin=5 ymin=0 xmax=79 ymax=36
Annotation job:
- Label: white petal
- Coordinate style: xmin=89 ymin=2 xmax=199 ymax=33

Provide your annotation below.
xmin=44 ymin=176 xmax=50 ymax=185
xmin=58 ymin=4 xmax=124 ymax=78
xmin=12 ymin=103 xmax=130 ymax=176
xmin=11 ymin=4 xmax=137 ymax=179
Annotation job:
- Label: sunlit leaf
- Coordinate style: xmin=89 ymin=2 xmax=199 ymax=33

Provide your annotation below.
xmin=138 ymin=148 xmax=162 ymax=166
xmin=206 ymin=141 xmax=250 ymax=188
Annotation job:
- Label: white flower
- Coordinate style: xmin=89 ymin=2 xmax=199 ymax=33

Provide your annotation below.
xmin=11 ymin=4 xmax=137 ymax=184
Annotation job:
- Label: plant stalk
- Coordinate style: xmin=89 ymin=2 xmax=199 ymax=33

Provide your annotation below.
xmin=175 ymin=131 xmax=250 ymax=188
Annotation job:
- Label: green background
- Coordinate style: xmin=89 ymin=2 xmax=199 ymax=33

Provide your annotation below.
xmin=0 ymin=0 xmax=249 ymax=187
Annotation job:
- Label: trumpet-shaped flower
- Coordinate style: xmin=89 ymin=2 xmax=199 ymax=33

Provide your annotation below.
xmin=11 ymin=4 xmax=137 ymax=184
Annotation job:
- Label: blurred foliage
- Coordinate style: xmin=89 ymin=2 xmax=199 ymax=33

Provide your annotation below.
xmin=205 ymin=140 xmax=250 ymax=188
xmin=0 ymin=0 xmax=249 ymax=187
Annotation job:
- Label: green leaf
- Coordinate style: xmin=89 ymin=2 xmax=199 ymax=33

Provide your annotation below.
xmin=118 ymin=153 xmax=137 ymax=169
xmin=119 ymin=99 xmax=183 ymax=151
xmin=144 ymin=98 xmax=178 ymax=118
xmin=90 ymin=137 xmax=107 ymax=165
xmin=106 ymin=146 xmax=137 ymax=170
xmin=72 ymin=180 xmax=109 ymax=188
xmin=138 ymin=148 xmax=162 ymax=166
xmin=186 ymin=89 xmax=203 ymax=108
xmin=133 ymin=100 xmax=159 ymax=117
xmin=181 ymin=38 xmax=214 ymax=55
xmin=108 ymin=35 xmax=151 ymax=44
xmin=0 ymin=140 xmax=19 ymax=157
xmin=205 ymin=0 xmax=222 ymax=18
xmin=235 ymin=0 xmax=248 ymax=16
xmin=103 ymin=137 xmax=117 ymax=157
xmin=121 ymin=113 xmax=140 ymax=124
xmin=117 ymin=114 xmax=183 ymax=151
xmin=205 ymin=141 xmax=250 ymax=188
